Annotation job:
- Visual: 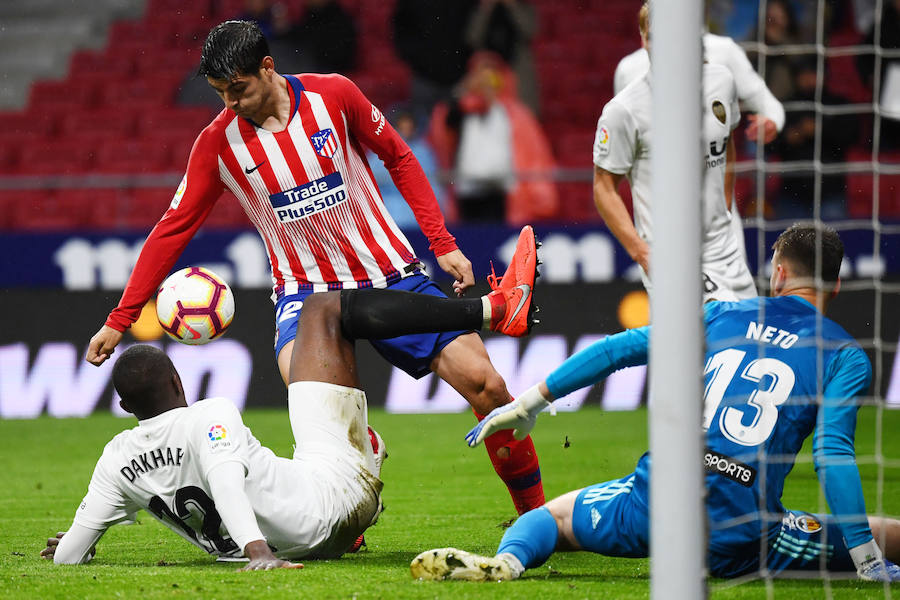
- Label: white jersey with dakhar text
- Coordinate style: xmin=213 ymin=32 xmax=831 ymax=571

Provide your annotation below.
xmin=613 ymin=33 xmax=785 ymax=130
xmin=593 ymin=63 xmax=756 ymax=301
xmin=71 ymin=398 xmax=344 ymax=558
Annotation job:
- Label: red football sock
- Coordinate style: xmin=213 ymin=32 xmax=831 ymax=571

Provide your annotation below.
xmin=474 ymin=409 xmax=545 ymax=515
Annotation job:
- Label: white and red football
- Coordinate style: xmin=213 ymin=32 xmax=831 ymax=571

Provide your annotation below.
xmin=156 ymin=267 xmax=235 ymax=345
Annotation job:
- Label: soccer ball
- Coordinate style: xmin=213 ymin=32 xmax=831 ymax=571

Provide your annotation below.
xmin=156 ymin=267 xmax=235 ymax=345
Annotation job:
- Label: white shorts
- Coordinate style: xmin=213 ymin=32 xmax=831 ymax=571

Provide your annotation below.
xmin=641 ymin=253 xmax=757 ymax=303
xmin=701 ymin=253 xmax=757 ymax=303
xmin=281 ymin=382 xmax=383 ymax=559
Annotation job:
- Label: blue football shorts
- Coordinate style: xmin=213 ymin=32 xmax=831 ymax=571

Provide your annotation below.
xmin=571 ymin=474 xmax=651 ymax=559
xmin=708 ymin=510 xmax=855 ymax=578
xmin=273 ymin=274 xmax=466 ymax=378
xmin=571 ymin=478 xmax=855 ymax=578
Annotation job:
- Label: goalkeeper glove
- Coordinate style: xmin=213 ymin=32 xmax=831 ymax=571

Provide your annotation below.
xmin=465 ymin=384 xmax=550 ymax=447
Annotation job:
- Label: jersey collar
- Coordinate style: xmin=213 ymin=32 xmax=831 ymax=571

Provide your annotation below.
xmin=138 ymin=406 xmax=187 ymax=427
xmin=241 ymin=74 xmax=305 ymax=130
xmin=284 ymin=74 xmax=304 ymax=118
xmin=784 ymin=294 xmax=817 ymax=312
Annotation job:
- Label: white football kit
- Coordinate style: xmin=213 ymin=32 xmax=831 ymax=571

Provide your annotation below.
xmin=613 ymin=33 xmax=785 ymax=130
xmin=613 ymin=33 xmax=785 ymax=269
xmin=54 ymin=383 xmax=382 ymax=563
xmin=593 ymin=63 xmax=757 ymax=302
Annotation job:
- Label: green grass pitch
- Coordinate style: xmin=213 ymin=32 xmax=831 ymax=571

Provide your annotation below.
xmin=2 ymin=406 xmax=898 ymax=599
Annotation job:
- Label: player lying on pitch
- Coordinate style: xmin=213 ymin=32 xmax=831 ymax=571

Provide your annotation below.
xmin=42 ymin=230 xmax=539 ymax=568
xmin=411 ymin=224 xmax=900 ymax=583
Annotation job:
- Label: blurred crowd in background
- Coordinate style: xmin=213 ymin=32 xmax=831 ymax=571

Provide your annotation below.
xmin=0 ymin=0 xmax=897 ymax=232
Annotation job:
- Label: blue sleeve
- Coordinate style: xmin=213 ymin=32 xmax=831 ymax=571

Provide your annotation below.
xmin=546 ymin=326 xmax=650 ymax=399
xmin=813 ymin=345 xmax=873 ymax=548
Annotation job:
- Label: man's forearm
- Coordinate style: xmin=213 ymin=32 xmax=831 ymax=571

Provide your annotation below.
xmin=592 ymin=176 xmax=647 ymax=268
xmin=53 ymin=524 xmax=104 ymax=565
xmin=207 ymin=462 xmax=266 ymax=553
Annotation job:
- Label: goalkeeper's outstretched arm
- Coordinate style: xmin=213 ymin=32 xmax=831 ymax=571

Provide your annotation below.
xmin=467 ymin=327 xmax=650 ymax=446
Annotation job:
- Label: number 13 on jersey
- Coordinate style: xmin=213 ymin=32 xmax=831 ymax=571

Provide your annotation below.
xmin=703 ymin=348 xmax=797 ymax=447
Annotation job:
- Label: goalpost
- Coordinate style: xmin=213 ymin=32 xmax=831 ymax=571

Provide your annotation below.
xmin=648 ymin=0 xmax=706 ymax=597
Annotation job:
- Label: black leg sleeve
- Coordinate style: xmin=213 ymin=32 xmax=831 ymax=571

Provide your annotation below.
xmin=340 ymin=289 xmax=484 ymax=340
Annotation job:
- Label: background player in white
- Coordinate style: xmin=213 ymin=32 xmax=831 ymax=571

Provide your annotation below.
xmin=41 ymin=244 xmax=540 ymax=568
xmin=593 ymin=3 xmax=755 ymax=302
xmin=613 ymin=3 xmax=786 ymax=265
xmin=84 ymin=21 xmax=545 ymax=515
xmin=613 ymin=25 xmax=785 ymax=144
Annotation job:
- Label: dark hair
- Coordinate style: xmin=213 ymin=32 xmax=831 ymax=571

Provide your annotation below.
xmin=771 ymin=223 xmax=844 ymax=284
xmin=112 ymin=345 xmax=175 ymax=409
xmin=199 ymin=20 xmax=270 ymax=80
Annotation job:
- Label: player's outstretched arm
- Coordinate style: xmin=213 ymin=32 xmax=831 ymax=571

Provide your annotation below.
xmin=467 ymin=327 xmax=651 ymax=446
xmin=86 ymin=325 xmax=124 ymax=366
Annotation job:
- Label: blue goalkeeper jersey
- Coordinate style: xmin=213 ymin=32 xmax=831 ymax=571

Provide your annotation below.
xmin=546 ymin=294 xmax=873 ymax=554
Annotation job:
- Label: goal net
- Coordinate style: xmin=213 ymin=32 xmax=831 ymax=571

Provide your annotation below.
xmin=652 ymin=0 xmax=900 ymax=596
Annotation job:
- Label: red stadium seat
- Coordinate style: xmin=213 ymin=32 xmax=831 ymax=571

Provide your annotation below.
xmin=135 ymin=106 xmax=215 ymax=137
xmin=55 ymin=188 xmax=125 ymax=229
xmin=9 ymin=189 xmax=99 ymax=230
xmin=204 ymin=191 xmax=252 ymax=229
xmin=136 ymin=130 xmax=195 ymax=171
xmin=556 ymin=181 xmax=598 ymax=223
xmin=0 ymin=110 xmax=58 ymax=153
xmin=16 ymin=139 xmax=96 ymax=174
xmin=93 ymin=139 xmax=172 ymax=173
xmin=28 ymin=79 xmax=97 ymax=109
xmin=99 ymin=75 xmax=185 ymax=108
xmin=845 ymin=149 xmax=900 ymax=217
xmin=554 ymin=130 xmax=596 ymax=167
xmin=133 ymin=46 xmax=198 ymax=77
xmin=121 ymin=187 xmax=176 ymax=229
xmin=69 ymin=49 xmax=134 ymax=77
xmin=58 ymin=109 xmax=136 ymax=142
xmin=0 ymin=190 xmax=43 ymax=228
xmin=0 ymin=144 xmax=17 ymax=175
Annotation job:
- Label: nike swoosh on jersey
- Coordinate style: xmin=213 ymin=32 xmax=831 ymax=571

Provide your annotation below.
xmin=507 ymin=284 xmax=532 ymax=323
xmin=244 ymin=160 xmax=266 ymax=174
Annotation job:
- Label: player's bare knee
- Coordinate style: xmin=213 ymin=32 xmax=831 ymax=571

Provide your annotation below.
xmin=464 ymin=370 xmax=509 ymax=415
xmin=481 ymin=369 xmax=511 ymax=408
xmin=300 ymin=292 xmax=342 ymax=329
xmin=545 ymin=490 xmax=581 ymax=551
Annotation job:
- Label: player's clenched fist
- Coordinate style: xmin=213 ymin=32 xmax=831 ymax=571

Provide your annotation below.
xmin=86 ymin=325 xmax=123 ymax=366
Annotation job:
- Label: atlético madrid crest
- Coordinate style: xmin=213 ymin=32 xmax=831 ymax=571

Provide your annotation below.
xmin=311 ymin=128 xmax=337 ymax=159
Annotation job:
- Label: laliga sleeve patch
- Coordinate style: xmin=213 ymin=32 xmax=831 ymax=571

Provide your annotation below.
xmin=595 ymin=125 xmax=611 ymax=157
xmin=170 ymin=175 xmax=187 ymax=210
xmin=206 ymin=424 xmax=233 ymax=453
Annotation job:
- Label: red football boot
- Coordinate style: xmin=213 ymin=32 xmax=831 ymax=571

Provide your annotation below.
xmin=486 ymin=225 xmax=540 ymax=337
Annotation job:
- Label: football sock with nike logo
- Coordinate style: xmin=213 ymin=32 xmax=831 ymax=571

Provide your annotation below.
xmin=340 ymin=289 xmax=483 ymax=339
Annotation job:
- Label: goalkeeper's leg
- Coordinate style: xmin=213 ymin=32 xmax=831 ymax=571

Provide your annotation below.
xmin=411 ymin=474 xmax=649 ymax=581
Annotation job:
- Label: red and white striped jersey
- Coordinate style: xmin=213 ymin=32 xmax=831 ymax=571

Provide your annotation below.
xmin=107 ymin=74 xmax=457 ymax=331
